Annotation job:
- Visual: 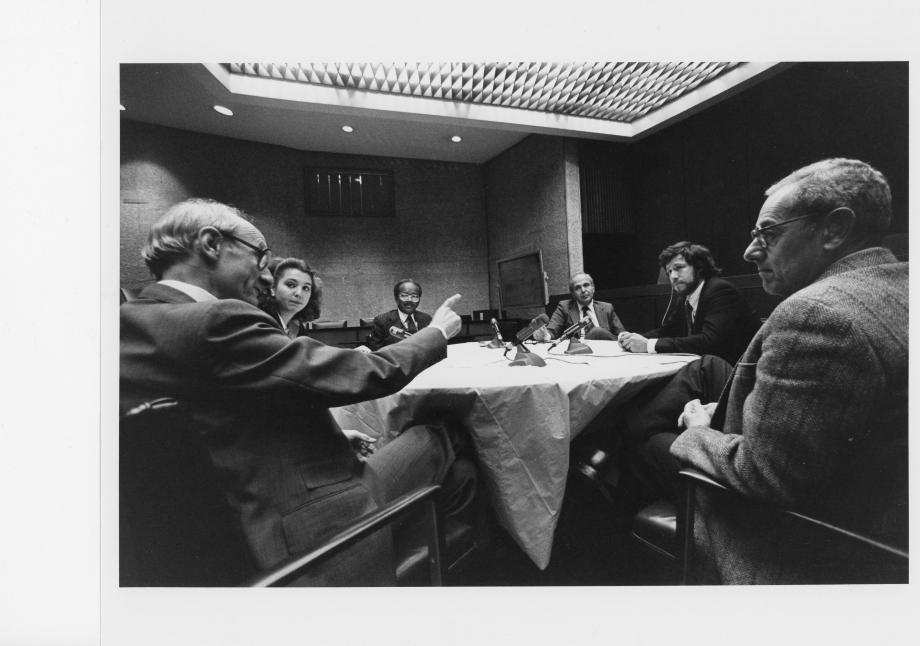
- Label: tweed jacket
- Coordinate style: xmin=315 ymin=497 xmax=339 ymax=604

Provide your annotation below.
xmin=546 ymin=299 xmax=625 ymax=338
xmin=120 ymin=283 xmax=447 ymax=572
xmin=366 ymin=308 xmax=433 ymax=351
xmin=644 ymin=277 xmax=763 ymax=364
xmin=670 ymin=248 xmax=908 ymax=583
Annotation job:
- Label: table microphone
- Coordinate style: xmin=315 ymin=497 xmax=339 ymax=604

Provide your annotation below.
xmin=548 ymin=317 xmax=590 ymax=350
xmin=507 ymin=313 xmax=548 ymax=367
xmin=389 ymin=325 xmax=412 ymax=340
xmin=486 ymin=318 xmax=507 ymax=349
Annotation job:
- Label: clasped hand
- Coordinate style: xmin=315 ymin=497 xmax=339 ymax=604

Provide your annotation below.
xmin=677 ymin=399 xmax=717 ymax=429
xmin=617 ymin=332 xmax=649 ymax=353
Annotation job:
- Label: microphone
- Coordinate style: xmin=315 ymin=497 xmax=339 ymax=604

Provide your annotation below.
xmin=548 ymin=317 xmax=590 ymax=350
xmin=486 ymin=318 xmax=507 ymax=349
xmin=507 ymin=313 xmax=549 ymax=367
xmin=388 ymin=325 xmax=412 ymax=340
xmin=490 ymin=318 xmax=505 ymax=342
xmin=514 ymin=313 xmax=549 ymax=346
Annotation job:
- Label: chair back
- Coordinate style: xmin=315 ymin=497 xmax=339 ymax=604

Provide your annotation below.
xmin=311 ymin=319 xmax=348 ymax=329
xmin=358 ymin=317 xmax=376 ymax=327
xmin=120 ymin=398 xmax=257 ymax=586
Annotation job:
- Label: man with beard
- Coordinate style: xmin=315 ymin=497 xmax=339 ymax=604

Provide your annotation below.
xmin=617 ymin=242 xmax=761 ymax=364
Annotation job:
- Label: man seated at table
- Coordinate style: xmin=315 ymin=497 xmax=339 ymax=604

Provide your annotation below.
xmin=120 ymin=198 xmax=477 ymax=583
xmin=365 ymin=279 xmax=433 ymax=351
xmin=617 ymin=241 xmax=762 ymax=364
xmin=628 ymin=159 xmax=908 ymax=583
xmin=534 ymin=272 xmax=625 ymax=342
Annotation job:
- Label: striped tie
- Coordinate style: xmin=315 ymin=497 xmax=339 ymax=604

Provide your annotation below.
xmin=582 ymin=306 xmax=594 ymax=335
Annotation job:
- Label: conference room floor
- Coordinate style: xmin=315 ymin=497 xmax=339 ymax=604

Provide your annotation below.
xmin=448 ymin=465 xmax=671 ymax=586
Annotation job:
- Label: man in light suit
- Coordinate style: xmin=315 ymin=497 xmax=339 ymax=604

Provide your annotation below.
xmin=670 ymin=158 xmax=907 ymax=583
xmin=535 ymin=272 xmax=625 ymax=342
xmin=617 ymin=241 xmax=762 ymax=364
xmin=365 ymin=279 xmax=433 ymax=351
xmin=120 ymin=198 xmax=476 ymax=584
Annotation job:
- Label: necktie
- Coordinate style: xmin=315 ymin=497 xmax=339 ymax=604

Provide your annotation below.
xmin=685 ymin=301 xmax=694 ymax=335
xmin=581 ymin=306 xmax=594 ymax=335
xmin=406 ymin=316 xmax=418 ymax=334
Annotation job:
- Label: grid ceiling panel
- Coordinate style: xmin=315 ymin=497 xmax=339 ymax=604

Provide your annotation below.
xmin=227 ymin=62 xmax=739 ymax=123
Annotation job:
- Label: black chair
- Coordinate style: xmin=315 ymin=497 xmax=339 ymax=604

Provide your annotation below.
xmin=359 ymin=317 xmax=376 ymax=327
xmin=631 ymin=468 xmax=909 ymax=584
xmin=311 ymin=319 xmax=348 ymax=329
xmin=120 ymin=398 xmax=459 ymax=586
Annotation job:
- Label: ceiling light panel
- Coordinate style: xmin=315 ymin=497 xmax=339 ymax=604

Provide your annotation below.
xmin=227 ymin=62 xmax=739 ymax=123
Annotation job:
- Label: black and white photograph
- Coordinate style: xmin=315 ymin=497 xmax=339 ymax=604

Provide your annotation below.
xmin=4 ymin=1 xmax=918 ymax=644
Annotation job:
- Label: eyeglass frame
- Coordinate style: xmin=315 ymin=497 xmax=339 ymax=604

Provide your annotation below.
xmin=397 ymin=293 xmax=421 ymax=302
xmin=219 ymin=231 xmax=272 ymax=270
xmin=749 ymin=211 xmax=821 ymax=249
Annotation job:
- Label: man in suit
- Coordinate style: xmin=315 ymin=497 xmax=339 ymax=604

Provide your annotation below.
xmin=365 ymin=279 xmax=433 ymax=351
xmin=120 ymin=198 xmax=476 ymax=583
xmin=535 ymin=272 xmax=625 ymax=342
xmin=617 ymin=242 xmax=762 ymax=364
xmin=670 ymin=158 xmax=907 ymax=583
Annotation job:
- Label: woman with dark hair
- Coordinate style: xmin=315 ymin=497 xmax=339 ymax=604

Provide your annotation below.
xmin=261 ymin=257 xmax=324 ymax=339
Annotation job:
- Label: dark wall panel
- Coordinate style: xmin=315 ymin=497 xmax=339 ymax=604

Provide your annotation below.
xmin=582 ymin=62 xmax=908 ymax=287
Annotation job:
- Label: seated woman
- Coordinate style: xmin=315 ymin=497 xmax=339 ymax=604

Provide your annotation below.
xmin=261 ymin=257 xmax=323 ymax=339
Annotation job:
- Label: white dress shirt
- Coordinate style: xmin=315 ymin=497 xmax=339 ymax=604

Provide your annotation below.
xmin=158 ymin=279 xmax=217 ymax=303
xmin=647 ymin=280 xmax=705 ymax=353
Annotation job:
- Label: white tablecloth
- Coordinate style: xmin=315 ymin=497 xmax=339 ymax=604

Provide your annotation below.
xmin=331 ymin=340 xmax=698 ymax=569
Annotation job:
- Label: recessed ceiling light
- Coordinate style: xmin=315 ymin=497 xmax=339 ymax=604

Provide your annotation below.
xmin=119 ymin=104 xmax=125 ymax=111
xmin=450 ymin=135 xmax=462 ymax=143
xmin=341 ymin=125 xmax=355 ymax=133
xmin=213 ymin=105 xmax=234 ymax=116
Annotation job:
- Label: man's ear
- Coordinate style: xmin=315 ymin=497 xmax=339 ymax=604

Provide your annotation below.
xmin=197 ymin=226 xmax=223 ymax=263
xmin=822 ymin=207 xmax=856 ymax=251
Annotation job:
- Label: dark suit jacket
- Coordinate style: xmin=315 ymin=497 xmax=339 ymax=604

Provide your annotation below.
xmin=671 ymin=249 xmax=908 ymax=583
xmin=546 ymin=299 xmax=625 ymax=338
xmin=366 ymin=308 xmax=432 ymax=351
xmin=644 ymin=277 xmax=762 ymax=364
xmin=120 ymin=283 xmax=447 ymax=573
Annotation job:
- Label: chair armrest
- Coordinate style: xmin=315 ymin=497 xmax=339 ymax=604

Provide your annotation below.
xmin=248 ymin=485 xmax=444 ymax=587
xmin=676 ymin=467 xmax=908 ymax=583
xmin=678 ymin=467 xmax=728 ymax=492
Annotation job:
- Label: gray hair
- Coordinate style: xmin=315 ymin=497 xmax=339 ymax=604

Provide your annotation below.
xmin=766 ymin=158 xmax=892 ymax=245
xmin=142 ymin=198 xmax=249 ymax=279
xmin=568 ymin=273 xmax=594 ymax=293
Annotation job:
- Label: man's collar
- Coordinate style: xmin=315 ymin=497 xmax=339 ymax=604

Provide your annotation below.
xmin=577 ymin=299 xmax=594 ymax=311
xmin=686 ymin=280 xmax=705 ymax=311
xmin=158 ymin=279 xmax=218 ymax=303
xmin=398 ymin=309 xmax=414 ymax=324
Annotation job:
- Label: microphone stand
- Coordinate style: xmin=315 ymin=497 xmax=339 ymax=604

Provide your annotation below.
xmin=564 ymin=336 xmax=593 ymax=355
xmin=508 ymin=342 xmax=546 ymax=367
xmin=486 ymin=319 xmax=506 ymax=349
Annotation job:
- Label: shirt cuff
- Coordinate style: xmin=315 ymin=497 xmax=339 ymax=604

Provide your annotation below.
xmin=647 ymin=338 xmax=658 ymax=354
xmin=430 ymin=324 xmax=449 ymax=340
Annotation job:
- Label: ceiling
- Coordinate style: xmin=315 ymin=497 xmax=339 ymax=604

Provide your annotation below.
xmin=119 ymin=62 xmax=784 ymax=164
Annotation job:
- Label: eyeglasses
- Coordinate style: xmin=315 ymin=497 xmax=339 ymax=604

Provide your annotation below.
xmin=220 ymin=232 xmax=272 ymax=270
xmin=397 ymin=293 xmax=421 ymax=302
xmin=749 ymin=212 xmax=817 ymax=249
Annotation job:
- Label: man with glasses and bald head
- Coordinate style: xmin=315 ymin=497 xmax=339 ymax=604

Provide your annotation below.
xmin=120 ymin=198 xmax=478 ymax=584
xmin=660 ymin=158 xmax=907 ymax=583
